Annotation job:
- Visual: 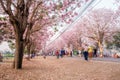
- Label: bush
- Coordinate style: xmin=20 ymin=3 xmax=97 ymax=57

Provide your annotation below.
xmin=3 ymin=51 xmax=14 ymax=57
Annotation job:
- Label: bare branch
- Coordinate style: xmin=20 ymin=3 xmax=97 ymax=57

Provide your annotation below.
xmin=0 ymin=0 xmax=7 ymax=13
xmin=29 ymin=1 xmax=43 ymax=22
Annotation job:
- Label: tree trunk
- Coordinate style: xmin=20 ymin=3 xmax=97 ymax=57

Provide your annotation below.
xmin=13 ymin=32 xmax=24 ymax=69
xmin=98 ymin=41 xmax=103 ymax=57
xmin=27 ymin=43 xmax=31 ymax=60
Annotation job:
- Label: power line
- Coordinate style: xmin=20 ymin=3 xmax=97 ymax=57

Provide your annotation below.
xmin=46 ymin=0 xmax=100 ymax=47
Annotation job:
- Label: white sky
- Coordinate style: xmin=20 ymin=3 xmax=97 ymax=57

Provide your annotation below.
xmin=94 ymin=0 xmax=117 ymax=10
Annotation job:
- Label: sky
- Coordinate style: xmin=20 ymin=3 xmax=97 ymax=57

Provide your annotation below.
xmin=94 ymin=0 xmax=117 ymax=10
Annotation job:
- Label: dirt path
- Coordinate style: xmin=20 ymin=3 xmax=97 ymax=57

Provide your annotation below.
xmin=0 ymin=56 xmax=120 ymax=80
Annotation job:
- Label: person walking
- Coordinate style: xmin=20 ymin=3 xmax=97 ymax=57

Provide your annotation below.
xmin=88 ymin=46 xmax=93 ymax=59
xmin=55 ymin=50 xmax=59 ymax=59
xmin=83 ymin=48 xmax=88 ymax=61
xmin=93 ymin=48 xmax=97 ymax=57
xmin=60 ymin=48 xmax=65 ymax=58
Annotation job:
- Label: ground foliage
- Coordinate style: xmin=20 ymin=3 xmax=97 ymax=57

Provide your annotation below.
xmin=0 ymin=56 xmax=120 ymax=80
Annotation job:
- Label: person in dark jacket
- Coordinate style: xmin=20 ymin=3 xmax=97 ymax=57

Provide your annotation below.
xmin=60 ymin=48 xmax=65 ymax=58
xmin=83 ymin=48 xmax=88 ymax=61
xmin=93 ymin=48 xmax=97 ymax=57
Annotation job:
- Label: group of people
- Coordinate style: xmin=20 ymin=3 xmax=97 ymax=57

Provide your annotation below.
xmin=55 ymin=47 xmax=97 ymax=61
xmin=55 ymin=48 xmax=74 ymax=59
xmin=83 ymin=47 xmax=97 ymax=61
xmin=54 ymin=46 xmax=97 ymax=60
xmin=55 ymin=48 xmax=66 ymax=59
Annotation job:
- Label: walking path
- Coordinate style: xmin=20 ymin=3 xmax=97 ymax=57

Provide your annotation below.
xmin=70 ymin=55 xmax=120 ymax=62
xmin=92 ymin=57 xmax=120 ymax=62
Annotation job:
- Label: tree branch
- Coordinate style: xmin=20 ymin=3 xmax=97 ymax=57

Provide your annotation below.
xmin=29 ymin=1 xmax=43 ymax=22
xmin=0 ymin=0 xmax=7 ymax=13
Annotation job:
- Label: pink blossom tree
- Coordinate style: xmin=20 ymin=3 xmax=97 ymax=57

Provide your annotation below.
xmin=0 ymin=17 xmax=14 ymax=43
xmin=0 ymin=0 xmax=90 ymax=69
xmin=79 ymin=8 xmax=119 ymax=56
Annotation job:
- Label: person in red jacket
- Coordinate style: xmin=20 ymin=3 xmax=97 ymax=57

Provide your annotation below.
xmin=55 ymin=50 xmax=59 ymax=59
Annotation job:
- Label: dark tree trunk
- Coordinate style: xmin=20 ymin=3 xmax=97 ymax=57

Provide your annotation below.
xmin=13 ymin=32 xmax=24 ymax=69
xmin=27 ymin=43 xmax=31 ymax=60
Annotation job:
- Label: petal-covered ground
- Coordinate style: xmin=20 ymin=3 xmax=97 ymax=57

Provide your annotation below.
xmin=0 ymin=56 xmax=120 ymax=80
